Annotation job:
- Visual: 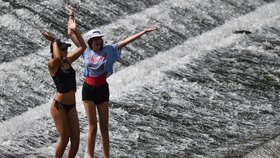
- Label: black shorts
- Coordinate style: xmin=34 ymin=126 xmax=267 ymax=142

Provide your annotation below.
xmin=82 ymin=82 xmax=109 ymax=104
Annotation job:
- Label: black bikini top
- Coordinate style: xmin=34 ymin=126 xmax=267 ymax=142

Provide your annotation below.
xmin=52 ymin=61 xmax=76 ymax=93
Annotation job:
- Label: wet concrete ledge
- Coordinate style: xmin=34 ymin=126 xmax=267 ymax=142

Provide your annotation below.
xmin=244 ymin=136 xmax=280 ymax=158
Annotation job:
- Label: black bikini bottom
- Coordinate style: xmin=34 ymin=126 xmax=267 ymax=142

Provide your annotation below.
xmin=53 ymin=99 xmax=75 ymax=113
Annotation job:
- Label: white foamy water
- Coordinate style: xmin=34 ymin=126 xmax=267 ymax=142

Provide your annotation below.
xmin=0 ymin=0 xmax=279 ymax=157
xmin=108 ymin=2 xmax=280 ymax=101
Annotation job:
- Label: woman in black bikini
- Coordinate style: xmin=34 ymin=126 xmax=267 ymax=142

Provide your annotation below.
xmin=42 ymin=5 xmax=86 ymax=158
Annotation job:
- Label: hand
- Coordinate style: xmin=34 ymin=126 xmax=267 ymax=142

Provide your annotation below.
xmin=68 ymin=17 xmax=76 ymax=33
xmin=144 ymin=26 xmax=157 ymax=33
xmin=66 ymin=4 xmax=76 ymax=35
xmin=65 ymin=4 xmax=74 ymax=16
xmin=68 ymin=17 xmax=76 ymax=30
xmin=42 ymin=32 xmax=56 ymax=42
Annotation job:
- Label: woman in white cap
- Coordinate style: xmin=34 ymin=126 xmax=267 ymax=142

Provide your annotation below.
xmin=42 ymin=5 xmax=86 ymax=158
xmin=82 ymin=26 xmax=156 ymax=157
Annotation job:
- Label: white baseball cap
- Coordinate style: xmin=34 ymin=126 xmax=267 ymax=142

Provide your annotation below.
xmin=86 ymin=29 xmax=104 ymax=41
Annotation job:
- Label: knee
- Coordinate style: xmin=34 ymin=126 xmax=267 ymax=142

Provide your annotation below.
xmin=89 ymin=124 xmax=98 ymax=135
xmin=99 ymin=124 xmax=109 ymax=136
xmin=70 ymin=134 xmax=80 ymax=145
xmin=60 ymin=134 xmax=70 ymax=146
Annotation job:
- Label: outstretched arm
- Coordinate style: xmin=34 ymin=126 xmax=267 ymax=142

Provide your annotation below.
xmin=117 ymin=26 xmax=157 ymax=49
xmin=65 ymin=4 xmax=86 ymax=63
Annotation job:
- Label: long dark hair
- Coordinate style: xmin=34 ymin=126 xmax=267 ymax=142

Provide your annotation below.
xmin=88 ymin=38 xmax=103 ymax=51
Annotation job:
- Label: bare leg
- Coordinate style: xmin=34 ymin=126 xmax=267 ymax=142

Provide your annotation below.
xmin=97 ymin=101 xmax=109 ymax=158
xmin=66 ymin=107 xmax=80 ymax=158
xmin=83 ymin=101 xmax=97 ymax=157
xmin=50 ymin=101 xmax=70 ymax=158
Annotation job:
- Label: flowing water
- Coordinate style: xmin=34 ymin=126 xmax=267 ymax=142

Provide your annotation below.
xmin=0 ymin=0 xmax=280 ymax=157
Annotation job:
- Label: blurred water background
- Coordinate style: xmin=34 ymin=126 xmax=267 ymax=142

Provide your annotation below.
xmin=0 ymin=0 xmax=280 ymax=157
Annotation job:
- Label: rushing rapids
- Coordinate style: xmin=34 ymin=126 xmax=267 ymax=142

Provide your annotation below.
xmin=0 ymin=0 xmax=279 ymax=157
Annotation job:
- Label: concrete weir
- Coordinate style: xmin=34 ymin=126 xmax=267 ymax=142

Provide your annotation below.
xmin=244 ymin=136 xmax=280 ymax=157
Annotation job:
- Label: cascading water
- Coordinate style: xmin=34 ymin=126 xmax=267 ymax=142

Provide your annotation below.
xmin=0 ymin=0 xmax=279 ymax=157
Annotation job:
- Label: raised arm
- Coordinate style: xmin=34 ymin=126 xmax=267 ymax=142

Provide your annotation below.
xmin=65 ymin=4 xmax=86 ymax=63
xmin=117 ymin=26 xmax=157 ymax=49
xmin=42 ymin=32 xmax=63 ymax=75
xmin=50 ymin=40 xmax=63 ymax=65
